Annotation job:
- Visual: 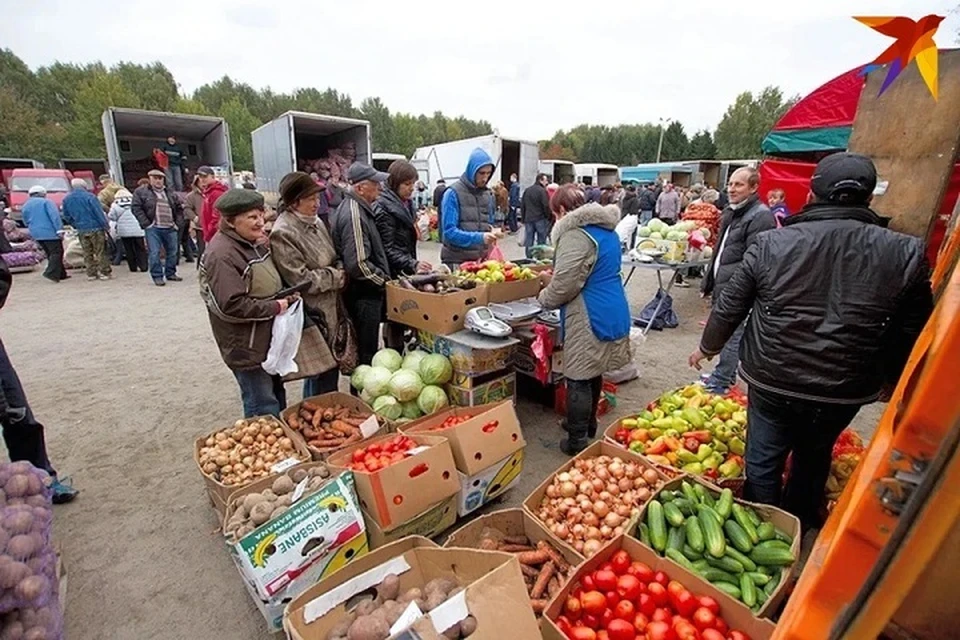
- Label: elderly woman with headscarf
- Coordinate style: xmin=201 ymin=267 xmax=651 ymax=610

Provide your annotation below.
xmin=538 ymin=185 xmax=632 ymax=454
xmin=270 ymin=172 xmax=347 ymax=397
xmin=199 ymin=189 xmax=300 ymax=417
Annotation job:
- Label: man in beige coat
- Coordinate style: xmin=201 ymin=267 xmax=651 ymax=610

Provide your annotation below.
xmin=270 ymin=172 xmax=347 ymax=397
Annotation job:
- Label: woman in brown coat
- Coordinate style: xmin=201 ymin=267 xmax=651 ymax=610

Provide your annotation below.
xmin=270 ymin=172 xmax=346 ymax=397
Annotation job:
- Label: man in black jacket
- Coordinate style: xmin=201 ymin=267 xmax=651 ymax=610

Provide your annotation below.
xmin=521 ymin=173 xmax=552 ymax=258
xmin=638 ymin=184 xmax=657 ymax=224
xmin=699 ymin=167 xmax=776 ymax=392
xmin=689 ymin=153 xmax=933 ymax=529
xmin=332 ymin=163 xmax=392 ymax=367
xmin=132 ymin=170 xmax=186 ymax=286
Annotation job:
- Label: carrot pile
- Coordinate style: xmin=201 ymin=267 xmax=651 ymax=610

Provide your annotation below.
xmin=286 ymin=402 xmax=376 ymax=452
xmin=475 ymin=530 xmax=574 ymax=615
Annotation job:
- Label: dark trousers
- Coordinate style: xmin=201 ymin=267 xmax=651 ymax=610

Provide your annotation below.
xmin=110 ymin=236 xmax=125 ymax=265
xmin=505 ymin=207 xmax=519 ymax=232
xmin=524 ymin=218 xmax=550 ymax=258
xmin=303 ymin=367 xmax=340 ymax=399
xmin=565 ymin=376 xmax=603 ymax=443
xmin=193 ymin=228 xmax=206 ymax=268
xmin=0 ymin=339 xmax=56 ymax=476
xmin=179 ymin=224 xmax=195 ymax=262
xmin=382 ymin=321 xmax=407 ymax=351
xmin=347 ymin=295 xmax=384 ymax=367
xmin=744 ymin=386 xmax=861 ymax=529
xmin=232 ymin=368 xmax=286 ymax=418
xmin=38 ymin=240 xmax=67 ymax=281
xmin=121 ymin=237 xmax=148 ymax=272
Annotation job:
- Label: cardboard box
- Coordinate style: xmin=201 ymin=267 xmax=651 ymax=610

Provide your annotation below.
xmin=484 ymin=276 xmax=541 ymax=304
xmin=387 ymin=281 xmax=488 ymax=335
xmin=418 ymin=329 xmax=519 ymax=376
xmin=224 ymin=469 xmax=368 ymax=600
xmin=327 ymin=433 xmax=460 ymax=531
xmin=636 ymin=474 xmax=801 ymax=619
xmin=363 ymin=494 xmax=459 ymax=548
xmin=195 ymin=416 xmax=312 ymax=519
xmin=456 ymin=449 xmax=525 ymax=516
xmin=522 ymin=441 xmax=670 ymax=557
xmin=281 ymin=392 xmax=384 ymax=460
xmin=447 ymin=371 xmax=516 ymax=407
xmin=283 ymin=539 xmax=542 ymax=640
xmin=401 ymin=401 xmax=524 ymax=477
xmin=654 ymin=238 xmax=689 ymax=263
xmin=541 ymin=536 xmax=776 ymax=640
xmin=444 ymin=508 xmax=584 ymax=568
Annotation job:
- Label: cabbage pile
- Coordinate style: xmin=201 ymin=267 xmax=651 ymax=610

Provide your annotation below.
xmin=351 ymin=348 xmax=452 ymax=422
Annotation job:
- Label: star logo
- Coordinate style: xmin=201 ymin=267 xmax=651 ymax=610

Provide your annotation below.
xmin=854 ymin=14 xmax=944 ymax=99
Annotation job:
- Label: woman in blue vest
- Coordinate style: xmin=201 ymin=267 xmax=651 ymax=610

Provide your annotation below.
xmin=538 ymin=185 xmax=632 ymax=454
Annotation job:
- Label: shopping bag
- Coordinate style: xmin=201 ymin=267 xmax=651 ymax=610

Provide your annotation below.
xmin=262 ymin=299 xmax=304 ymax=376
xmin=515 ymin=225 xmax=525 ymax=246
xmin=488 ymin=242 xmax=505 ymax=262
xmin=635 ymin=290 xmax=679 ymax=330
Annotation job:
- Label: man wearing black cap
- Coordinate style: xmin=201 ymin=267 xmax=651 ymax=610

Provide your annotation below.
xmin=689 ymin=152 xmax=933 ymax=530
xmin=331 ymin=163 xmax=392 ymax=367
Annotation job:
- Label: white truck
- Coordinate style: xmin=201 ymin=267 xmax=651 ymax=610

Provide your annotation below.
xmin=372 ymin=152 xmax=406 ymax=172
xmin=539 ymin=159 xmax=576 ymax=184
xmin=101 ymin=107 xmax=233 ymax=189
xmin=411 ymin=134 xmax=539 ymax=188
xmin=574 ymin=163 xmax=619 ymax=186
xmin=251 ymin=111 xmax=372 ymax=193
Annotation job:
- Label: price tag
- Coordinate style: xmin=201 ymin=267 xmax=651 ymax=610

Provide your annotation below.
xmin=271 ymin=457 xmax=299 ymax=474
xmin=359 ymin=414 xmax=380 ymax=438
xmin=290 ymin=477 xmax=309 ymax=503
xmin=389 ymin=601 xmax=424 ymax=636
xmin=405 ymin=446 xmax=431 ymax=457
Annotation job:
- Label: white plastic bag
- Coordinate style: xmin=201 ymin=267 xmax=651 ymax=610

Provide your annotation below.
xmin=262 ymin=299 xmax=304 ymax=376
xmin=515 ymin=224 xmax=525 ymax=246
xmin=615 ymin=215 xmax=639 ymax=249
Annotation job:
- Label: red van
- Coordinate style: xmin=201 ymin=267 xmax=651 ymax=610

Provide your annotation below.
xmin=7 ymin=169 xmax=73 ymax=223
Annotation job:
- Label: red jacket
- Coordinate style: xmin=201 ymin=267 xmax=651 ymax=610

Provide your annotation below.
xmin=201 ymin=181 xmax=229 ymax=242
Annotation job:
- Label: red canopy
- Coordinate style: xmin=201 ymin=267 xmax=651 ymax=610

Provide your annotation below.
xmin=773 ymin=68 xmax=864 ymax=131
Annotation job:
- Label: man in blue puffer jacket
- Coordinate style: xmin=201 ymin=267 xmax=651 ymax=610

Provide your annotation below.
xmin=62 ymin=178 xmax=112 ymax=280
xmin=440 ymin=148 xmax=502 ymax=267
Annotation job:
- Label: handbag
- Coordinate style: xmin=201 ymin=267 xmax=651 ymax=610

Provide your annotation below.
xmin=332 ymin=296 xmax=359 ymax=375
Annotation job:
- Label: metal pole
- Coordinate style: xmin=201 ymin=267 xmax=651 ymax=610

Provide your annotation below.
xmin=656 ymin=119 xmax=668 ymax=163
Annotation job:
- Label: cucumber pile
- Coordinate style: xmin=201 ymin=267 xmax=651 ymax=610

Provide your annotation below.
xmin=637 ymin=480 xmax=796 ymax=612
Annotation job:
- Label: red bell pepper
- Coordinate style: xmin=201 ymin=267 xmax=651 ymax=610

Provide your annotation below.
xmin=645 ymin=438 xmax=668 ymax=455
xmin=688 ymin=430 xmax=714 ymax=444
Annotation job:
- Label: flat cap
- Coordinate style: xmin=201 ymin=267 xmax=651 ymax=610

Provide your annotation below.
xmin=147 ymin=169 xmax=166 ymax=178
xmin=215 ymin=188 xmax=265 ymax=217
xmin=347 ymin=163 xmax=388 ymax=185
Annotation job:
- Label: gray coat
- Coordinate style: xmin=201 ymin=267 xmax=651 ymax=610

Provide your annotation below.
xmin=538 ymin=203 xmax=632 ymax=380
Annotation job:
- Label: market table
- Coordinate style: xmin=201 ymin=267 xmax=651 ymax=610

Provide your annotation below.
xmin=621 ymin=258 xmax=711 ymax=336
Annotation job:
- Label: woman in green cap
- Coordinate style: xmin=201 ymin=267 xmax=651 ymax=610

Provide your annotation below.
xmin=198 ymin=188 xmax=299 ymax=417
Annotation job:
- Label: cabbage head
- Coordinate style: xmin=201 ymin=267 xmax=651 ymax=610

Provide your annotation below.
xmin=360 ymin=387 xmax=376 ymax=405
xmin=419 ymin=354 xmax=453 ymax=385
xmin=417 ymin=385 xmax=449 ymax=415
xmin=402 ymin=351 xmax=428 ymax=372
xmin=388 ymin=369 xmax=424 ymax=402
xmin=400 ymin=400 xmax=423 ymax=420
xmin=372 ymin=395 xmax=403 ymax=421
xmin=362 ymin=366 xmax=393 ymax=397
xmin=350 ymin=365 xmax=373 ymax=390
xmin=371 ymin=348 xmax=403 ymax=372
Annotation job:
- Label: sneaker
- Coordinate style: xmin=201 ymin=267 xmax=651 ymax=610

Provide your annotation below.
xmin=560 ymin=437 xmax=591 ymax=456
xmin=185 ymin=258 xmax=195 ymax=263
xmin=42 ymin=275 xmax=60 ymax=284
xmin=97 ymin=274 xmax=110 ymax=281
xmin=675 ymin=280 xmax=690 ymax=288
xmin=50 ymin=477 xmax=78 ymax=504
xmin=153 ymin=279 xmax=166 ymax=287
xmin=167 ymin=275 xmax=183 ymax=282
xmin=86 ymin=276 xmax=97 ymax=281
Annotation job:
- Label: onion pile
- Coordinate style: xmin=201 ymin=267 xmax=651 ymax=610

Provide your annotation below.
xmin=197 ymin=418 xmax=304 ymax=487
xmin=534 ymin=455 xmax=663 ymax=556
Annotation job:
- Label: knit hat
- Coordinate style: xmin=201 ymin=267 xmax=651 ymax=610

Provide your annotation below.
xmin=279 ymin=172 xmax=322 ymax=207
xmin=215 ymin=189 xmax=265 ymax=217
xmin=114 ymin=189 xmax=133 ymax=205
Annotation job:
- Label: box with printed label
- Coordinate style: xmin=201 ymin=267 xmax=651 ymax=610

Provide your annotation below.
xmin=362 ymin=494 xmax=459 ymax=548
xmin=418 ymin=329 xmax=519 ymax=376
xmin=225 ymin=469 xmax=368 ymax=601
xmin=654 ymin=238 xmax=688 ymax=263
xmin=387 ymin=281 xmax=488 ymax=335
xmin=456 ymin=448 xmax=525 ymax=516
xmin=327 ymin=433 xmax=460 ymax=531
xmin=281 ymin=392 xmax=385 ymax=459
xmin=283 ymin=538 xmax=541 ymax=640
xmin=447 ymin=370 xmax=516 ymax=407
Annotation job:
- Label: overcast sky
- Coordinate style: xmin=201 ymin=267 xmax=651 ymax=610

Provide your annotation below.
xmin=3 ymin=0 xmax=958 ymax=141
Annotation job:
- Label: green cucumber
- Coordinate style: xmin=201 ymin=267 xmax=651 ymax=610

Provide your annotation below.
xmin=774 ymin=527 xmax=794 ymax=544
xmin=740 ymin=572 xmax=757 ymax=607
xmin=756 ymin=539 xmax=792 ymax=552
xmin=732 ymin=503 xmax=760 ymax=544
xmin=694 ymin=484 xmax=716 ymax=507
xmin=750 ymin=545 xmax=796 ymax=567
xmin=663 ymin=501 xmax=686 ymax=528
xmin=659 ymin=490 xmax=677 ymax=502
xmin=706 ymin=556 xmax=744 ymax=574
xmin=746 ymin=571 xmax=771 ymax=586
xmin=667 ymin=525 xmax=686 ymax=552
xmin=698 ymin=505 xmax=726 ymax=558
xmin=744 ymin=505 xmax=762 ymax=527
xmin=723 ymin=546 xmax=758 ymax=572
xmin=715 ymin=488 xmax=734 ymax=520
xmin=681 ymin=544 xmax=702 ymax=561
xmin=764 ymin=569 xmax=782 ymax=595
xmin=647 ymin=500 xmax=668 ymax=552
xmin=681 ymin=480 xmax=698 ymax=503
xmin=700 ymin=567 xmax=739 ymax=584
xmin=723 ymin=519 xmax=754 ymax=553
xmin=756 ymin=522 xmax=776 ymax=541
xmin=638 ymin=522 xmax=651 ymax=545
xmin=673 ymin=497 xmax=695 ymax=516
xmin=712 ymin=581 xmax=742 ymax=599
xmin=685 ymin=516 xmax=705 ymax=553
xmin=666 ymin=548 xmax=694 ymax=570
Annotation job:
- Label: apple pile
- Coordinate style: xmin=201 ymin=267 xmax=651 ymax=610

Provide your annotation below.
xmin=611 ymin=385 xmax=747 ymax=481
xmin=551 ymin=549 xmax=755 ymax=640
xmin=457 ymin=260 xmax=538 ymax=283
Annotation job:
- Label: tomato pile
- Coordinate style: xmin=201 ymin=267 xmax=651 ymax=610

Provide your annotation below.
xmin=427 ymin=414 xmax=474 ymax=431
xmin=553 ymin=550 xmax=753 ymax=640
xmin=348 ymin=435 xmax=416 ymax=472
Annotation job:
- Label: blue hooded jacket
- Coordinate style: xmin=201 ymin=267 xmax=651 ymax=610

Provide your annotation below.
xmin=441 ymin=148 xmax=495 ymax=249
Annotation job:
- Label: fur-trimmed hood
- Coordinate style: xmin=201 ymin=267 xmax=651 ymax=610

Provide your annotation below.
xmin=551 ymin=203 xmax=620 ymax=245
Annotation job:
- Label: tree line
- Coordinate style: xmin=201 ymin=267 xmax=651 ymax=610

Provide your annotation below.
xmin=0 ymin=48 xmax=796 ymax=171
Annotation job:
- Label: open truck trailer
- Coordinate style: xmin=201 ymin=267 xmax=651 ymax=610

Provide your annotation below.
xmin=539 ymin=159 xmax=576 ymax=184
xmin=411 ymin=134 xmax=539 ymax=189
xmin=101 ymin=107 xmax=233 ymax=190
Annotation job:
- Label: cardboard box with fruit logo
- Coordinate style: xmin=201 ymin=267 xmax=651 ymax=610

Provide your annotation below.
xmin=418 ymin=329 xmax=518 ymax=376
xmin=386 ymin=280 xmax=488 ymax=335
xmin=458 ymin=259 xmax=543 ymax=303
xmin=447 ymin=370 xmax=516 ymax=407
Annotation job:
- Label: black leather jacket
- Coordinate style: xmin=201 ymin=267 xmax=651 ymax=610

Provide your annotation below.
xmin=701 ymin=195 xmax=776 ymax=297
xmin=700 ymin=204 xmax=933 ymax=404
xmin=373 ymin=188 xmax=419 ymax=276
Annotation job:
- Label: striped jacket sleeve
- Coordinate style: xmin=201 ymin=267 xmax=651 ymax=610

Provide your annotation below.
xmin=339 ymin=199 xmax=388 ymax=287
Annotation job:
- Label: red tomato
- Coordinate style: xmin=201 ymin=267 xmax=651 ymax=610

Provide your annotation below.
xmin=582 ymin=575 xmax=597 ymax=592
xmin=674 ymin=620 xmax=699 ymax=640
xmin=599 ymin=562 xmax=614 ymax=573
xmin=638 ymin=593 xmax=657 ymax=617
xmin=645 ymin=620 xmax=678 ymax=640
xmin=633 ymin=612 xmax=650 ymax=633
xmin=713 ymin=618 xmax=728 ymax=636
xmin=605 ymin=619 xmax=635 ymax=640
xmin=594 ymin=569 xmax=618 ymax=592
xmin=670 ymin=589 xmax=697 ymax=618
xmin=647 ymin=582 xmax=669 ymax=607
xmin=667 ymin=581 xmax=686 ymax=597
xmin=653 ymin=571 xmax=669 ymax=587
xmin=581 ymin=591 xmax=607 ymax=617
xmin=616 ymin=574 xmax=642 ymax=601
xmin=691 ymin=607 xmax=716 ymax=632
xmin=696 ymin=596 xmax=720 ymax=616
xmin=597 ymin=632 xmax=609 ymax=640
xmin=700 ymin=630 xmax=725 ymax=640
xmin=651 ymin=608 xmax=672 ymax=623
xmin=568 ymin=627 xmax=598 ymax=640
xmin=613 ymin=599 xmax=635 ymax=621
xmin=565 ymin=596 xmax=583 ymax=620
xmin=556 ymin=616 xmax=572 ymax=636
xmin=390 ymin=452 xmax=405 ymax=463
xmin=581 ymin=614 xmax=600 ymax=631
xmin=365 ymin=459 xmax=381 ymax=472
xmin=351 ymin=449 xmax=365 ymax=462
xmin=610 ymin=550 xmax=631 ymax=576
xmin=600 ymin=609 xmax=614 ymax=629
xmin=628 ymin=561 xmax=656 ymax=584
xmin=727 ymin=631 xmax=750 ymax=640
xmin=604 ymin=591 xmax=620 ymax=610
